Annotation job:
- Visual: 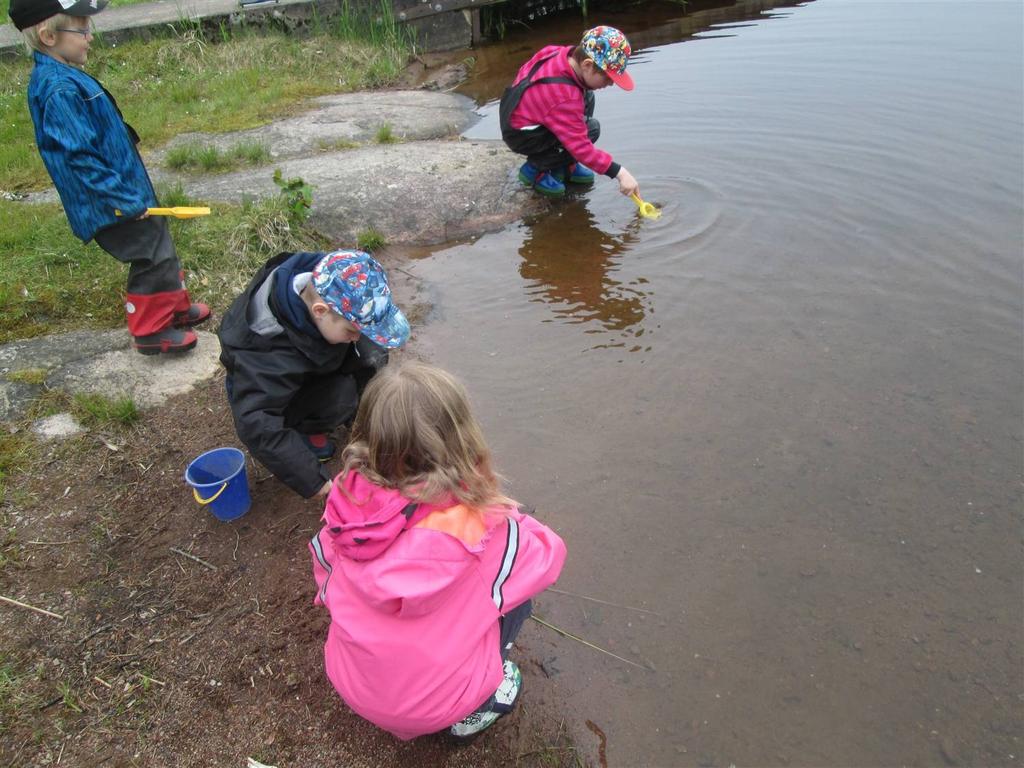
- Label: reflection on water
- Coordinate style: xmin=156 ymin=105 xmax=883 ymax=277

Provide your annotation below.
xmin=456 ymin=0 xmax=813 ymax=107
xmin=410 ymin=0 xmax=1024 ymax=766
xmin=518 ymin=202 xmax=648 ymax=336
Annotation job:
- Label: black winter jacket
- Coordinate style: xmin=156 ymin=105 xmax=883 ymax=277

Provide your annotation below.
xmin=217 ymin=252 xmax=387 ymax=498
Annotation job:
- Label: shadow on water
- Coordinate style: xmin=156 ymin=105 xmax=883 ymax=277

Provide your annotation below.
xmin=409 ymin=0 xmax=1023 ymax=766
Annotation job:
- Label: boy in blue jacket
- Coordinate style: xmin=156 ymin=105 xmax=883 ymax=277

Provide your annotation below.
xmin=11 ymin=0 xmax=209 ymax=355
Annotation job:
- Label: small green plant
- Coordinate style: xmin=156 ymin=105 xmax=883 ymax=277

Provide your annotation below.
xmin=316 ymin=138 xmax=360 ymax=152
xmin=374 ymin=123 xmax=397 ymax=144
xmin=272 ymin=169 xmax=314 ymax=224
xmin=227 ymin=194 xmax=330 ymax=275
xmin=58 ymin=681 xmax=83 ymax=714
xmin=356 ymin=228 xmax=386 ymax=252
xmin=6 ymin=369 xmax=48 ymax=386
xmin=72 ymin=393 xmax=139 ymax=428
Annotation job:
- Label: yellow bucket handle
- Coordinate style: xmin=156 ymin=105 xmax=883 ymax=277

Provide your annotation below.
xmin=193 ymin=483 xmax=227 ymax=505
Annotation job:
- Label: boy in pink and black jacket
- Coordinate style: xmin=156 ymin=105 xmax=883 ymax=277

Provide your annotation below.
xmin=500 ymin=25 xmax=641 ymax=199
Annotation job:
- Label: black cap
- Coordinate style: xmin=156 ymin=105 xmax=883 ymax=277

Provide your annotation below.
xmin=9 ymin=0 xmax=108 ymax=31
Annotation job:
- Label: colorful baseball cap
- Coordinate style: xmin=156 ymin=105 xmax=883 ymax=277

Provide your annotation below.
xmin=581 ymin=25 xmax=634 ymax=91
xmin=9 ymin=0 xmax=107 ymax=31
xmin=312 ymin=250 xmax=410 ymax=349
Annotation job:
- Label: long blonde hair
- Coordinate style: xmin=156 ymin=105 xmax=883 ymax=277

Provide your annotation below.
xmin=339 ymin=361 xmax=512 ymax=509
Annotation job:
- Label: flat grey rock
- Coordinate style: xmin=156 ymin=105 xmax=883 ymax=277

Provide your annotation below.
xmin=151 ymin=91 xmax=480 ymax=165
xmin=183 ymin=138 xmax=541 ymax=245
xmin=47 ymin=330 xmax=222 ymax=408
xmin=0 ymin=329 xmax=126 ymax=372
xmin=0 ymin=329 xmax=222 ymax=421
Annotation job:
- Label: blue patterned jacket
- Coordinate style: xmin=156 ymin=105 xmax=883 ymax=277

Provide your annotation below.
xmin=27 ymin=52 xmax=156 ymax=242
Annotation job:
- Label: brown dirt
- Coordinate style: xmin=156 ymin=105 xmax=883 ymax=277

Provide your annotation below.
xmin=0 ymin=265 xmax=584 ymax=767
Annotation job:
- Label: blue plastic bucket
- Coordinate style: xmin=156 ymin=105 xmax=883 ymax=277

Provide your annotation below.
xmin=185 ymin=447 xmax=251 ymax=521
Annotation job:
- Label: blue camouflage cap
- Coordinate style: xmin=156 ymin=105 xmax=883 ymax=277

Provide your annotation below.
xmin=311 ymin=250 xmax=410 ymax=349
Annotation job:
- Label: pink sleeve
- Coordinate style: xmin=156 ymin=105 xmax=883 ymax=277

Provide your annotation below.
xmin=543 ymin=99 xmax=614 ymax=175
xmin=492 ymin=509 xmax=567 ymax=615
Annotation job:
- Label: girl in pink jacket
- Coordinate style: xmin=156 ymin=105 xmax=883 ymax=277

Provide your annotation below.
xmin=310 ymin=361 xmax=567 ymax=740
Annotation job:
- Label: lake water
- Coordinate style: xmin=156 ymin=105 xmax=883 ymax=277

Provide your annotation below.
xmin=408 ymin=1 xmax=1023 ymax=765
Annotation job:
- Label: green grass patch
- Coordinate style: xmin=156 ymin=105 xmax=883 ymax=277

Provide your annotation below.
xmin=374 ymin=123 xmax=397 ymax=144
xmin=25 ymin=389 xmax=136 ymax=429
xmin=6 ymin=369 xmax=48 ymax=386
xmin=164 ymin=140 xmax=270 ymax=173
xmin=356 ymin=228 xmax=387 ymax=251
xmin=72 ymin=393 xmax=139 ymax=427
xmin=1 ymin=11 xmax=410 ymax=191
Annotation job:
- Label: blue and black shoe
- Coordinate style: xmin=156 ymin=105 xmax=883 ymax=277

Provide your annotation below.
xmin=565 ymin=161 xmax=595 ymax=185
xmin=301 ymin=433 xmax=336 ymax=463
xmin=517 ymin=162 xmax=565 ymax=198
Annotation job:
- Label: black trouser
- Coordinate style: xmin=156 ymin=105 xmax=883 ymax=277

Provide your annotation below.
xmin=94 ymin=216 xmax=182 ymax=295
xmin=499 ymin=599 xmax=533 ymax=661
xmin=505 ymin=110 xmax=601 ymax=173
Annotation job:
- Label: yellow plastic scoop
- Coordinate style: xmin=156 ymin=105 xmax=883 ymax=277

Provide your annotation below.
xmin=115 ymin=206 xmax=211 ymax=219
xmin=630 ymin=193 xmax=661 ymax=220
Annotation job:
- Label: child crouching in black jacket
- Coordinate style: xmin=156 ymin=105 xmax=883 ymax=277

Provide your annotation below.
xmin=217 ymin=250 xmax=410 ymax=499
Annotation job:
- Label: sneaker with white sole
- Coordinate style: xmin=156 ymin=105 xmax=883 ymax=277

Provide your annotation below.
xmin=449 ymin=709 xmax=503 ymax=740
xmin=449 ymin=660 xmax=522 ymax=740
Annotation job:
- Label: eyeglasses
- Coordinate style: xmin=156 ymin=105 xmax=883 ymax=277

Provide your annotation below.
xmin=55 ymin=27 xmax=92 ymax=37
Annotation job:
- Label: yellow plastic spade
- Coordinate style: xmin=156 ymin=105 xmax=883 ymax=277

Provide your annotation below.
xmin=115 ymin=207 xmax=211 ymax=219
xmin=630 ymin=193 xmax=661 ymax=220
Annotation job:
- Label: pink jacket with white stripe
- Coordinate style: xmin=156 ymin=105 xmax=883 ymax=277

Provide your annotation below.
xmin=309 ymin=471 xmax=567 ymax=740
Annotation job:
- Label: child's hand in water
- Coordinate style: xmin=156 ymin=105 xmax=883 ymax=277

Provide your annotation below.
xmin=616 ymin=167 xmax=639 ymax=198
